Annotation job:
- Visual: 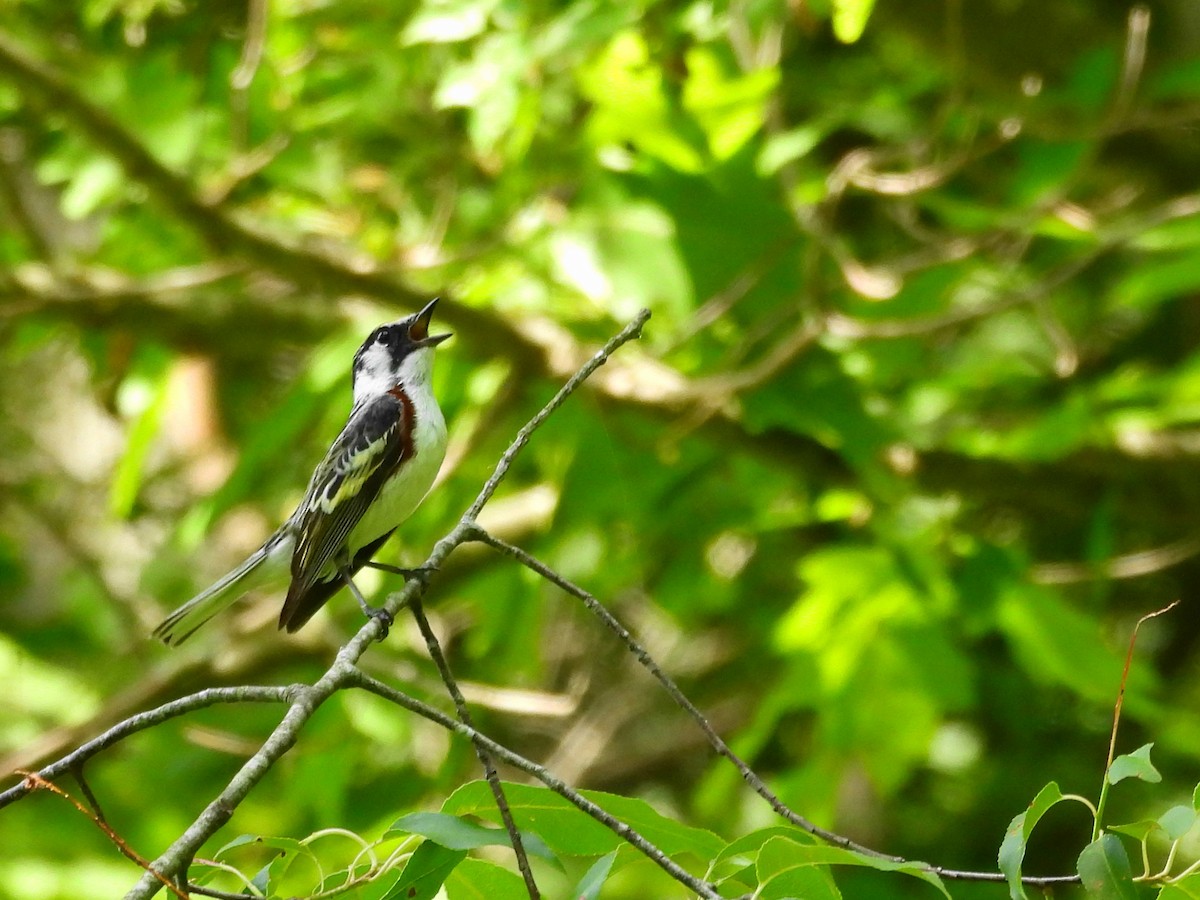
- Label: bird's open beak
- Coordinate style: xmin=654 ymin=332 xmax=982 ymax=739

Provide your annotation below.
xmin=409 ymin=297 xmax=452 ymax=346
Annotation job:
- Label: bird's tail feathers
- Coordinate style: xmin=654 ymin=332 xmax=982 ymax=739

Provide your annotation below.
xmin=152 ymin=540 xmax=280 ymax=646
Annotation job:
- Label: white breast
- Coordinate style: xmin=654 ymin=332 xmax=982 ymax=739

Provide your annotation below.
xmin=347 ymin=381 xmax=447 ymax=551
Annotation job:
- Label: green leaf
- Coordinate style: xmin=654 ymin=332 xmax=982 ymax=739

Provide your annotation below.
xmin=1077 ymin=834 xmax=1137 ymax=899
xmin=996 ymin=585 xmax=1123 ymax=703
xmin=1108 ymin=819 xmax=1160 ymax=841
xmin=998 ymin=782 xmax=1067 ymax=900
xmin=60 ymin=155 xmax=122 ymax=219
xmin=756 ymin=836 xmax=843 ymax=899
xmin=109 ymin=369 xmax=170 ymax=519
xmin=831 ymin=0 xmax=877 ymax=43
xmin=445 ymin=857 xmax=528 ymax=900
xmin=402 ymin=0 xmax=495 ymax=44
xmin=1117 ymin=252 xmax=1200 ymax=311
xmin=1108 ymin=744 xmax=1162 ymax=785
xmin=712 ymin=826 xmax=819 ymax=871
xmin=1158 ymin=872 xmax=1200 ymax=900
xmin=681 ymin=46 xmax=779 ymax=160
xmin=442 ymin=781 xmax=723 ymax=860
xmin=760 ymin=860 xmax=842 ymax=899
xmin=213 ymin=833 xmax=306 ymax=860
xmin=757 ymin=124 xmax=824 ymax=175
xmin=385 ymin=811 xmax=555 ymax=861
xmin=755 ymin=836 xmax=948 ymax=898
xmin=575 ymin=850 xmax=618 ymax=900
xmin=1158 ymin=805 xmax=1198 ymax=841
xmin=382 ymin=840 xmax=467 ymax=900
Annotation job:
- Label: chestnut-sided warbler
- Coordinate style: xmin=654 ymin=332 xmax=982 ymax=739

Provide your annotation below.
xmin=153 ymin=299 xmax=450 ymax=645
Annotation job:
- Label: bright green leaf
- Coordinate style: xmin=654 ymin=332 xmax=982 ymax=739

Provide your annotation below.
xmin=756 ymin=836 xmax=948 ymax=898
xmin=575 ymin=850 xmax=618 ymax=900
xmin=1158 ymin=872 xmax=1200 ymax=900
xmin=999 ymin=783 xmax=1068 ymax=900
xmin=382 ymin=840 xmax=467 ymax=900
xmin=1108 ymin=744 xmax=1162 ymax=785
xmin=442 ymin=781 xmax=723 ymax=860
xmin=1077 ymin=834 xmax=1136 ymax=899
xmin=444 ymin=857 xmax=528 ymax=900
xmin=1158 ymin=805 xmax=1198 ymax=841
xmin=831 ymin=0 xmax=877 ymax=43
xmin=386 ymin=811 xmax=557 ymax=862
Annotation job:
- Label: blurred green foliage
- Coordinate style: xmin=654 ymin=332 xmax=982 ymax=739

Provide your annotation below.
xmin=3 ymin=0 xmax=1200 ymax=896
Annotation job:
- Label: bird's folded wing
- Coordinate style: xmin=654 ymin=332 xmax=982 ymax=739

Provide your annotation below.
xmin=281 ymin=393 xmax=411 ymax=622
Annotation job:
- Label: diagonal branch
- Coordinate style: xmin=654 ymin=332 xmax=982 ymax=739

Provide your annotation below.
xmin=468 ymin=529 xmax=887 ymax=853
xmin=408 ymin=596 xmax=540 ymax=899
xmin=468 ymin=528 xmax=1081 ymax=887
xmin=0 ymin=686 xmax=291 ymax=809
xmin=346 ymin=670 xmax=725 ymax=900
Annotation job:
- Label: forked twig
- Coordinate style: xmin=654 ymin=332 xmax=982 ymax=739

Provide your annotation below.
xmin=408 ymin=596 xmax=540 ymax=899
xmin=346 ymin=670 xmax=726 ymax=900
xmin=1093 ymin=599 xmax=1180 ymax=840
xmin=18 ymin=772 xmax=190 ymax=899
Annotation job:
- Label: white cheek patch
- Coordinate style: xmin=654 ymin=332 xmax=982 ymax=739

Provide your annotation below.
xmin=354 ymin=343 xmax=395 ymax=399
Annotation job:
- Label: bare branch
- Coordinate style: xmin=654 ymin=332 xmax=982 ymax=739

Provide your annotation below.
xmin=468 ymin=528 xmax=1081 ymax=887
xmin=0 ymin=686 xmax=291 ymax=809
xmin=1032 ymin=534 xmax=1200 ymax=584
xmin=468 ymin=529 xmax=890 ymax=852
xmin=19 ymin=772 xmax=190 ymax=898
xmin=463 ymin=309 xmax=651 ymax=521
xmin=1110 ymin=5 xmax=1151 ymax=124
xmin=229 ymin=0 xmax=269 ymax=91
xmin=408 ymin=596 xmax=540 ymax=899
xmin=346 ymin=670 xmax=726 ymax=900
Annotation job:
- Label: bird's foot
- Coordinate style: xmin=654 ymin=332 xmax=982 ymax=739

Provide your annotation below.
xmin=363 ymin=604 xmax=394 ymax=638
xmin=340 ymin=565 xmax=395 ymax=639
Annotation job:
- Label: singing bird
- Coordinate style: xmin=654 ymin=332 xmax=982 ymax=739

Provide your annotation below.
xmin=153 ymin=299 xmax=451 ymax=645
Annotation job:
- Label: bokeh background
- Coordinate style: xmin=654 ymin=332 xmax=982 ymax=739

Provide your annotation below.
xmin=3 ymin=0 xmax=1200 ymax=896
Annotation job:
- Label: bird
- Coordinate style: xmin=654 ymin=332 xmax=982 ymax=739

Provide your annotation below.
xmin=153 ymin=298 xmax=451 ymax=646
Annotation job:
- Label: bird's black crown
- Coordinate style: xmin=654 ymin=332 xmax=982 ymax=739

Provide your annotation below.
xmin=352 ymin=298 xmax=450 ymax=376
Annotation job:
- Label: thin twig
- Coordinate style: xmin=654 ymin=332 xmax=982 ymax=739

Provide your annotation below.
xmin=462 ymin=309 xmax=651 ymax=522
xmin=1032 ymin=536 xmax=1200 ymax=584
xmin=187 ymin=885 xmax=263 ymax=900
xmin=468 ymin=530 xmax=887 ymax=848
xmin=230 ymin=0 xmax=268 ymax=91
xmin=1094 ymin=599 xmax=1181 ymax=841
xmin=469 ymin=528 xmax=1079 ymax=886
xmin=71 ymin=764 xmax=107 ymax=823
xmin=1111 ymin=5 xmax=1151 ymax=125
xmin=346 ymin=671 xmax=726 ymax=900
xmin=0 ymin=686 xmax=291 ymax=809
xmin=408 ymin=597 xmax=540 ymax=899
xmin=19 ymin=772 xmax=190 ymax=899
